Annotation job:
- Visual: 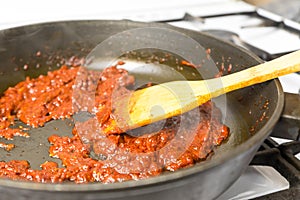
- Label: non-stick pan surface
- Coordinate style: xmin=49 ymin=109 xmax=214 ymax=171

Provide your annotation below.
xmin=0 ymin=20 xmax=284 ymax=200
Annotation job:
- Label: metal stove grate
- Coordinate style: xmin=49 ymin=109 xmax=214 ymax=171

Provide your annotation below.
xmin=251 ymin=137 xmax=300 ymax=199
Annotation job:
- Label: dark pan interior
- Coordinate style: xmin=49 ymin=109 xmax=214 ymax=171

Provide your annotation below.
xmin=0 ymin=20 xmax=283 ymax=192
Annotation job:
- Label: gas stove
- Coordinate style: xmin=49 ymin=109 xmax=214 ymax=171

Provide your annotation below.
xmin=0 ymin=0 xmax=299 ymax=199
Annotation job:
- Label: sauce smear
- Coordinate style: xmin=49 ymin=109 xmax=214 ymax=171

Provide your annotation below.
xmin=0 ymin=64 xmax=229 ymax=183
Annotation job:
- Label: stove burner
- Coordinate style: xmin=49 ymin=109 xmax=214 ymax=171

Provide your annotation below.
xmin=251 ymin=138 xmax=300 ymax=200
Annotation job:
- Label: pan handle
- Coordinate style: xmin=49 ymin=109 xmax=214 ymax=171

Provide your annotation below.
xmin=271 ymin=92 xmax=300 ymax=141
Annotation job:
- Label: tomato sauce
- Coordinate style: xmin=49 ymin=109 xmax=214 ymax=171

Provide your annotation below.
xmin=0 ymin=64 xmax=229 ymax=183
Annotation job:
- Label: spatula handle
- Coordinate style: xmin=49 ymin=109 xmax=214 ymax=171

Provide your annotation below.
xmin=209 ymin=50 xmax=300 ymax=98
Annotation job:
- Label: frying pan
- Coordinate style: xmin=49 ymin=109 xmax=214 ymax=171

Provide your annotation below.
xmin=0 ymin=20 xmax=284 ymax=200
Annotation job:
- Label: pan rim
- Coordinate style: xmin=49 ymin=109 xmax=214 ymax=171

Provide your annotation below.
xmin=0 ymin=19 xmax=285 ymax=193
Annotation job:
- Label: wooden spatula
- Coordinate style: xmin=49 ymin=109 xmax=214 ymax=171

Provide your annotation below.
xmin=114 ymin=50 xmax=300 ymax=130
